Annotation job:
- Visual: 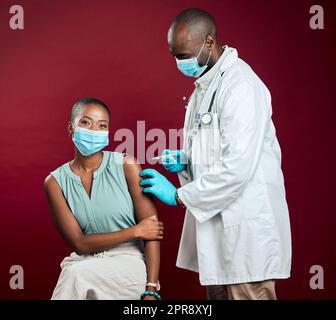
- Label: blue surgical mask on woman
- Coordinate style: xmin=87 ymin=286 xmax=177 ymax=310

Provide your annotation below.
xmin=72 ymin=125 xmax=109 ymax=156
xmin=175 ymin=40 xmax=212 ymax=78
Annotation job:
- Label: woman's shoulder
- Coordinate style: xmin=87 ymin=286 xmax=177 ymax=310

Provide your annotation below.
xmin=50 ymin=161 xmax=69 ymax=176
xmin=104 ymin=151 xmax=141 ymax=181
xmin=105 ymin=151 xmax=128 ymax=165
xmin=45 ymin=161 xmax=70 ymax=189
xmin=105 ymin=151 xmax=140 ymax=166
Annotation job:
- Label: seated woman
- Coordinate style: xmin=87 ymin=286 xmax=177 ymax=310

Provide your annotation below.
xmin=44 ymin=98 xmax=163 ymax=300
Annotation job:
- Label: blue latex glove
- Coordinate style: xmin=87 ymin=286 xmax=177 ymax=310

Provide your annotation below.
xmin=139 ymin=168 xmax=177 ymax=206
xmin=162 ymin=149 xmax=187 ymax=173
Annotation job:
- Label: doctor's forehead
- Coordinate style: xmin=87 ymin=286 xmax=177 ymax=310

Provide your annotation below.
xmin=167 ymin=25 xmax=197 ymax=56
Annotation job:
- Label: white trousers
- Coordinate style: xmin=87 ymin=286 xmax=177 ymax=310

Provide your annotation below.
xmin=51 ymin=241 xmax=147 ymax=300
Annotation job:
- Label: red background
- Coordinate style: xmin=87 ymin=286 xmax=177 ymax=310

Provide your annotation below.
xmin=0 ymin=0 xmax=335 ymax=300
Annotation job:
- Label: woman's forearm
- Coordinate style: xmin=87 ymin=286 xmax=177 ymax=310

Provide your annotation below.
xmin=122 ymin=155 xmax=161 ymax=293
xmin=74 ymin=225 xmax=139 ymax=255
xmin=144 ymin=240 xmax=160 ymax=290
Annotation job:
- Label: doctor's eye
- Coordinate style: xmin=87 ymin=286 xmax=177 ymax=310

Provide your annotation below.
xmin=177 ymin=54 xmax=189 ymax=60
xmin=98 ymin=123 xmax=108 ymax=129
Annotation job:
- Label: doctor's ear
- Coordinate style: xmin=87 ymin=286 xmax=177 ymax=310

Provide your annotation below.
xmin=206 ymin=36 xmax=214 ymax=48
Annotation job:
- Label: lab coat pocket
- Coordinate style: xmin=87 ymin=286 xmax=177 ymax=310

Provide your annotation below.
xmin=192 ymin=126 xmax=211 ymax=175
xmin=210 ymin=113 xmax=222 ymax=172
xmin=198 ymin=113 xmax=221 ymax=173
xmin=241 ymin=182 xmax=275 ymax=226
xmin=220 ymin=207 xmax=241 ymax=229
xmin=199 ymin=125 xmax=211 ymax=171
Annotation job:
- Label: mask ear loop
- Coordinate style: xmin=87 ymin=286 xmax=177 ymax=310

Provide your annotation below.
xmin=205 ymin=50 xmax=212 ymax=65
xmin=70 ymin=122 xmax=77 ymax=129
xmin=196 ymin=39 xmax=206 ymax=59
xmin=196 ymin=37 xmax=212 ymax=66
xmin=69 ymin=122 xmax=75 ymax=137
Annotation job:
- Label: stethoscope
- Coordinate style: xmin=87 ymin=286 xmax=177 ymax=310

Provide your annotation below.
xmin=200 ymin=89 xmax=217 ymax=125
xmin=198 ymin=71 xmax=225 ymax=126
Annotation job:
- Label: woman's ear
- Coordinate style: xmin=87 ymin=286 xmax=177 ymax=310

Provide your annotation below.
xmin=68 ymin=121 xmax=74 ymax=136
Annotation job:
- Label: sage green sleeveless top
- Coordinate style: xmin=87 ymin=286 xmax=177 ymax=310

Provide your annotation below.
xmin=50 ymin=151 xmax=137 ymax=235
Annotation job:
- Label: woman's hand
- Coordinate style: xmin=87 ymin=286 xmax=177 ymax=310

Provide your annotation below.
xmin=143 ymin=295 xmax=158 ymax=300
xmin=143 ymin=286 xmax=161 ymax=300
xmin=135 ymin=215 xmax=164 ymax=241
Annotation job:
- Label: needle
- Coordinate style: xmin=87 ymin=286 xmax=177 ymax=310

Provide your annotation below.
xmin=152 ymin=151 xmax=178 ymax=160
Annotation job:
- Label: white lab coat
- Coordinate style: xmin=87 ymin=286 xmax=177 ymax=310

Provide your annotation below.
xmin=176 ymin=47 xmax=292 ymax=286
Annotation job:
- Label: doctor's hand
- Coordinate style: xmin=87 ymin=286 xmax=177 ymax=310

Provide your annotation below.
xmin=161 ymin=149 xmax=187 ymax=173
xmin=139 ymin=169 xmax=177 ymax=206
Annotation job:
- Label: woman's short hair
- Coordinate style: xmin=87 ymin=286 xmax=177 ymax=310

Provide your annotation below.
xmin=70 ymin=98 xmax=110 ymax=124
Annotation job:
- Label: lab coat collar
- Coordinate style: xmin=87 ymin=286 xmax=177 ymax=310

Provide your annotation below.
xmin=195 ymin=45 xmax=238 ymax=89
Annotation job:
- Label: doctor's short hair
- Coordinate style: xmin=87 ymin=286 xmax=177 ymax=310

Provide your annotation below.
xmin=171 ymin=8 xmax=217 ymax=37
xmin=70 ymin=97 xmax=110 ymax=124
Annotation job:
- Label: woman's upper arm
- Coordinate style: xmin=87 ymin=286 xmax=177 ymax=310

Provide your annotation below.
xmin=43 ymin=174 xmax=84 ymax=249
xmin=123 ymin=155 xmax=158 ymax=222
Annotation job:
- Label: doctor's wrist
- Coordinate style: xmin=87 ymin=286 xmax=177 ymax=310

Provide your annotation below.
xmin=175 ymin=192 xmax=185 ymax=208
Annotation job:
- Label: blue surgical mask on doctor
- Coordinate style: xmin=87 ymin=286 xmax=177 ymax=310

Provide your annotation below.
xmin=175 ymin=39 xmax=212 ymax=78
xmin=72 ymin=124 xmax=109 ymax=156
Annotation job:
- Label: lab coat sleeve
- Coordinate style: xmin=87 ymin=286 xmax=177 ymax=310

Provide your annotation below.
xmin=177 ymin=170 xmax=191 ymax=186
xmin=177 ymin=81 xmax=269 ymax=223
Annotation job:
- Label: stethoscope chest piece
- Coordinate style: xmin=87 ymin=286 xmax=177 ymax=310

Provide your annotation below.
xmin=201 ymin=112 xmax=212 ymax=125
